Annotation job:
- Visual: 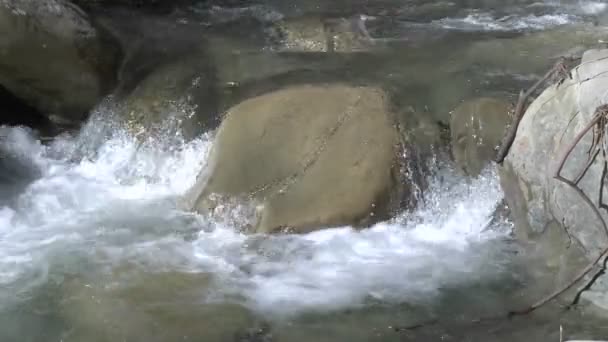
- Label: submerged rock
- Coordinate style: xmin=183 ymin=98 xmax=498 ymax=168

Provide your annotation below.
xmin=464 ymin=24 xmax=608 ymax=75
xmin=88 ymin=7 xmax=222 ymax=141
xmin=499 ymin=49 xmax=608 ymax=304
xmin=61 ymin=270 xmax=257 ymax=341
xmin=188 ymin=84 xmax=407 ymax=234
xmin=270 ymin=15 xmax=374 ymax=53
xmin=450 ymin=97 xmax=512 ymax=176
xmin=96 ymin=9 xmax=211 ymax=95
xmin=115 ymin=54 xmax=219 ymax=142
xmin=271 ymin=15 xmax=328 ymax=52
xmin=0 ymin=0 xmax=122 ymax=125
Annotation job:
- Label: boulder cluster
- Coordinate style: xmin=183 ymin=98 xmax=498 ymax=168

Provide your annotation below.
xmin=5 ymin=0 xmax=608 ymax=313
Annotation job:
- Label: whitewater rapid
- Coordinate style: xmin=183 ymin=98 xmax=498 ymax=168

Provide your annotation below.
xmin=0 ymin=108 xmax=513 ymax=317
xmin=430 ymin=0 xmax=607 ymax=32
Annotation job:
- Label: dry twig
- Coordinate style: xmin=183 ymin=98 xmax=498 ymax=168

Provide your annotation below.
xmin=508 ymin=247 xmax=608 ymax=316
xmin=502 ymin=105 xmax=608 ymax=316
xmin=554 ymin=104 xmax=608 ymax=238
xmin=495 ymin=57 xmax=577 ymax=164
xmin=551 ymin=104 xmax=608 ymax=309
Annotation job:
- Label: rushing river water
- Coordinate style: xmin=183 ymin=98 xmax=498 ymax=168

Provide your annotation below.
xmin=3 ymin=0 xmax=608 ymax=341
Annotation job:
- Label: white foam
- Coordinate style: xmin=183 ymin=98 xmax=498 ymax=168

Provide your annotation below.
xmin=546 ymin=1 xmax=608 ymax=15
xmin=0 ymin=108 xmax=510 ymax=317
xmin=93 ymin=165 xmax=511 ymax=316
xmin=436 ymin=12 xmax=576 ymax=31
xmin=579 ymin=1 xmax=608 ymax=15
xmin=0 ymin=112 xmax=212 ymax=288
xmin=231 ymin=168 xmax=508 ymax=315
xmin=433 ymin=0 xmax=608 ymax=32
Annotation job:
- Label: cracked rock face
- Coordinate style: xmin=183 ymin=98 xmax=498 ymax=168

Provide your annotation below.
xmin=187 ymin=84 xmax=403 ymax=234
xmin=499 ymin=49 xmax=608 ymax=307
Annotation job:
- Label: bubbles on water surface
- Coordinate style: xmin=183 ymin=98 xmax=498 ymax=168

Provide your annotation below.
xmin=391 ymin=0 xmax=608 ymax=33
xmin=0 ymin=109 xmax=513 ymax=317
xmin=436 ymin=12 xmax=577 ymax=31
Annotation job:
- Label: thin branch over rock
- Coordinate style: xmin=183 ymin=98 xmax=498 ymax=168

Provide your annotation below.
xmin=494 ymin=57 xmax=578 ymax=164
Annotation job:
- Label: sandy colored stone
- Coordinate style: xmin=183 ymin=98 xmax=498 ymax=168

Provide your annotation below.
xmin=193 ymin=84 xmax=400 ymax=234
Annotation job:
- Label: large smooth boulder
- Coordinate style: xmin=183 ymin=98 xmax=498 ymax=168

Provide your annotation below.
xmin=499 ymin=49 xmax=608 ymax=306
xmin=0 ymin=0 xmax=121 ymax=124
xmin=189 ymin=84 xmax=404 ymax=234
xmin=450 ymin=98 xmax=512 ymax=176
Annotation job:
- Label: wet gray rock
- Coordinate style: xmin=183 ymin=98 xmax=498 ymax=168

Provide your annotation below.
xmin=187 ymin=84 xmax=409 ymax=234
xmin=450 ymin=97 xmax=512 ymax=176
xmin=580 ymin=270 xmax=608 ymax=316
xmin=114 ymin=53 xmax=219 ymax=142
xmin=94 ymin=10 xmax=211 ymax=96
xmin=88 ymin=8 xmax=222 ymax=140
xmin=0 ymin=0 xmax=122 ymax=125
xmin=499 ymin=49 xmax=608 ymax=308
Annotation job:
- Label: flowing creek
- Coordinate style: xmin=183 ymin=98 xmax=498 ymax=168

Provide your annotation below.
xmin=3 ymin=0 xmax=608 ymax=341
